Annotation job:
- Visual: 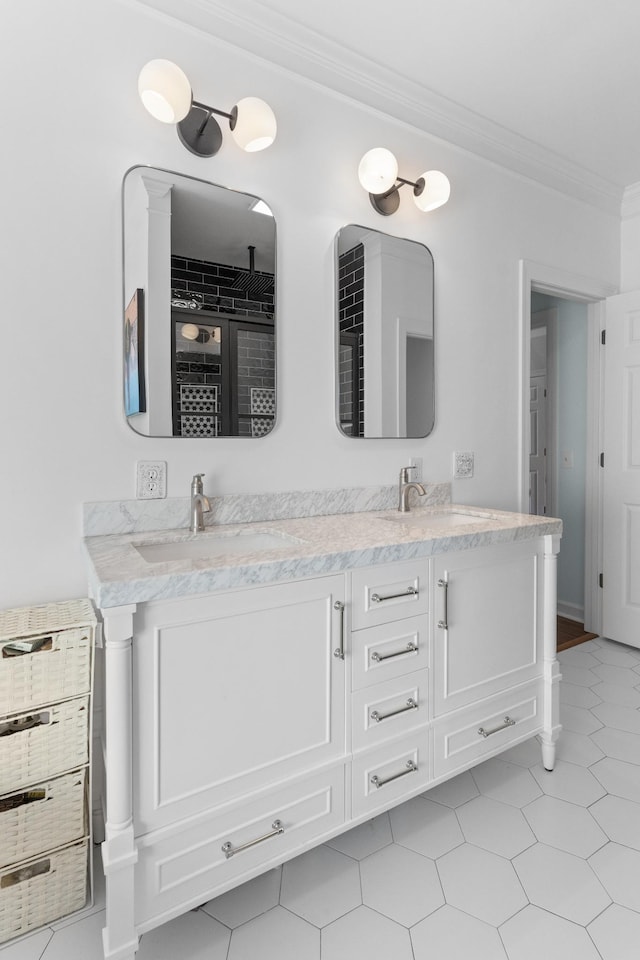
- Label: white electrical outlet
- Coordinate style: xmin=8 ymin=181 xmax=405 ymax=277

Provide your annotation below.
xmin=136 ymin=461 xmax=167 ymax=499
xmin=409 ymin=457 xmax=423 ymax=482
xmin=453 ymin=451 xmax=474 ymax=479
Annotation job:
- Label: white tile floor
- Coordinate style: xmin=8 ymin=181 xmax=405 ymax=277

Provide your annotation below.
xmin=3 ymin=635 xmax=640 ymax=960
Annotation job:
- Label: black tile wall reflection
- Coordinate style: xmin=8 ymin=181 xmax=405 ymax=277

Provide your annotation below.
xmin=338 ymin=243 xmax=364 ymax=437
xmin=171 ymin=256 xmax=274 ymax=320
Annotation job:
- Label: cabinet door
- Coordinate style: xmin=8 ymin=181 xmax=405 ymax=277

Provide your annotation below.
xmin=432 ymin=541 xmax=543 ymax=716
xmin=133 ymin=575 xmax=346 ymax=832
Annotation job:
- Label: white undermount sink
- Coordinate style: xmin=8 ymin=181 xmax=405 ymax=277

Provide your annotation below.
xmin=134 ymin=531 xmax=300 ymax=563
xmin=381 ymin=510 xmax=492 ymax=528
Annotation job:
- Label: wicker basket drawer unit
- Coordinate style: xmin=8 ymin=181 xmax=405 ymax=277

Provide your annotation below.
xmin=0 ymin=600 xmax=94 ymax=716
xmin=0 ymin=769 xmax=87 ymax=869
xmin=0 ymin=840 xmax=89 ymax=944
xmin=0 ymin=598 xmax=96 ymax=944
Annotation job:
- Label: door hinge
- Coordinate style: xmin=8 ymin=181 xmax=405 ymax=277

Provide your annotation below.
xmin=601 ymin=329 xmax=606 ymax=345
xmin=599 ymin=573 xmax=604 ymax=589
xmin=600 ymin=452 xmax=605 ymax=468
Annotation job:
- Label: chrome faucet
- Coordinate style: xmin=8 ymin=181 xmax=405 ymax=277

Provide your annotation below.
xmin=398 ymin=465 xmax=427 ymax=512
xmin=190 ymin=473 xmax=211 ymax=533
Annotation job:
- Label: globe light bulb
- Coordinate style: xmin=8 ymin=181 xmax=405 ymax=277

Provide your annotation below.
xmin=358 ymin=148 xmax=398 ymax=194
xmin=138 ymin=60 xmax=192 ymax=124
xmin=181 ymin=323 xmax=200 ymax=341
xmin=231 ymin=97 xmax=277 ymax=152
xmin=414 ymin=170 xmax=451 ymax=211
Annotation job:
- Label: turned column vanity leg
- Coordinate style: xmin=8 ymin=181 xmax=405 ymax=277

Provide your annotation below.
xmin=101 ymin=604 xmax=139 ymax=960
xmin=541 ymin=535 xmax=561 ymax=771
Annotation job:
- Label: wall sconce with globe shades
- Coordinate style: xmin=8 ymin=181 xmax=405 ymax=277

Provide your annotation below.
xmin=358 ymin=148 xmax=450 ymax=216
xmin=138 ymin=59 xmax=277 ymax=157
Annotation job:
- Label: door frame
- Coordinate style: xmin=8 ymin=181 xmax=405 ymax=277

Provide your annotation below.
xmin=519 ymin=260 xmax=617 ymax=634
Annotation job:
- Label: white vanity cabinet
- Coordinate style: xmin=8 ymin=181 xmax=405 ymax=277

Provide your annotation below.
xmin=98 ymin=532 xmax=559 ymax=960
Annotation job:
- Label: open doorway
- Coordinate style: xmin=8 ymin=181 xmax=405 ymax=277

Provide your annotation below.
xmin=519 ymin=259 xmax=617 ymax=647
xmin=529 ymin=294 xmax=598 ymax=650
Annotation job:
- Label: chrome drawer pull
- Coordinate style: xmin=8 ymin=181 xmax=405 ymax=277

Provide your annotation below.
xmin=437 ymin=578 xmax=448 ymax=629
xmin=221 ymin=819 xmax=284 ymax=859
xmin=371 ymin=697 xmax=418 ymax=724
xmin=478 ymin=716 xmax=516 ymax=739
xmin=371 ymin=586 xmax=418 ymax=604
xmin=371 ymin=641 xmax=417 ymax=663
xmin=370 ymin=759 xmax=417 ymax=789
xmin=333 ymin=600 xmax=345 ymax=660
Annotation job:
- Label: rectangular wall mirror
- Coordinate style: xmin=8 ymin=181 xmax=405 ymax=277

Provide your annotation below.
xmin=335 ymin=225 xmax=434 ymax=438
xmin=123 ymin=166 xmax=276 ymax=437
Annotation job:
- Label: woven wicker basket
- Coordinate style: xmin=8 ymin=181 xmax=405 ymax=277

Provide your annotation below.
xmin=0 ymin=769 xmax=87 ymax=869
xmin=0 ymin=841 xmax=88 ymax=944
xmin=0 ymin=600 xmax=95 ymax=716
xmin=0 ymin=698 xmax=89 ymax=795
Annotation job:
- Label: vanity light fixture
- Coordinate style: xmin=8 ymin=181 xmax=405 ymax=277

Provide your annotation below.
xmin=138 ymin=59 xmax=277 ymax=157
xmin=358 ymin=147 xmax=450 ymax=216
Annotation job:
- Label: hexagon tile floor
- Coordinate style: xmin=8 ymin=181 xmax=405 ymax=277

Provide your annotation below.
xmin=3 ymin=636 xmax=640 ymax=960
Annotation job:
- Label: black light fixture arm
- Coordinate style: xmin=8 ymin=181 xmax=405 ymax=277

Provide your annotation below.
xmin=369 ymin=172 xmax=426 ymax=216
xmin=177 ymin=100 xmax=239 ymax=158
xmin=191 ymin=100 xmax=238 ymax=127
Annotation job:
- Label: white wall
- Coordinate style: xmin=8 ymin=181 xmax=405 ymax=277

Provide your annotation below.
xmin=532 ymin=294 xmax=589 ymax=617
xmin=0 ymin=0 xmax=620 ymax=608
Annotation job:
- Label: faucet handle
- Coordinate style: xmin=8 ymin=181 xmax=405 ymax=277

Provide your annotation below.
xmin=191 ymin=473 xmax=205 ymax=493
xmin=399 ymin=465 xmax=415 ymax=483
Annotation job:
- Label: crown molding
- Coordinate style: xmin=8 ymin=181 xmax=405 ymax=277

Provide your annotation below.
xmin=132 ymin=0 xmax=624 ymax=215
xmin=622 ymin=182 xmax=640 ymax=220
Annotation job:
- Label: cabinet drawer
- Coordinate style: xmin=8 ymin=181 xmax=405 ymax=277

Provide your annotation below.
xmin=0 ymin=628 xmax=92 ymax=716
xmin=351 ymin=734 xmax=429 ymax=820
xmin=0 ymin=769 xmax=87 ymax=869
xmin=351 ymin=671 xmax=428 ymax=753
xmin=351 ymin=560 xmax=428 ymax=630
xmin=134 ymin=766 xmax=345 ymax=927
xmin=351 ymin=617 xmax=428 ymax=690
xmin=432 ymin=682 xmax=542 ymax=780
xmin=0 ymin=699 xmax=89 ymax=795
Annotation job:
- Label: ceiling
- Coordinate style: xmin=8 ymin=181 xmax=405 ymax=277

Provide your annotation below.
xmin=136 ymin=0 xmax=640 ymax=212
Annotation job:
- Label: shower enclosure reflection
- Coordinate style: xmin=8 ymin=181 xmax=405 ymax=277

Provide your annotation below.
xmin=123 ymin=166 xmax=276 ymax=437
xmin=336 ymin=225 xmax=434 ymax=439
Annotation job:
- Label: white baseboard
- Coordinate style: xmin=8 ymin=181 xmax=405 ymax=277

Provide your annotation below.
xmin=558 ymin=601 xmax=584 ymax=622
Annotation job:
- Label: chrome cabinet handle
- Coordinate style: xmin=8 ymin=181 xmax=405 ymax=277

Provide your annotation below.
xmin=478 ymin=716 xmax=516 ymax=739
xmin=371 ymin=586 xmax=418 ymax=604
xmin=222 ymin=819 xmax=284 ymax=859
xmin=370 ymin=698 xmax=418 ymax=724
xmin=371 ymin=641 xmax=417 ymax=663
xmin=437 ymin=578 xmax=448 ymax=629
xmin=333 ymin=600 xmax=345 ymax=660
xmin=370 ymin=760 xmax=418 ymax=789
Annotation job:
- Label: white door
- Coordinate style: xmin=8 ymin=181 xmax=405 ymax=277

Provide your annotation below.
xmin=530 ymin=375 xmax=547 ymax=515
xmin=603 ymin=291 xmax=640 ymax=648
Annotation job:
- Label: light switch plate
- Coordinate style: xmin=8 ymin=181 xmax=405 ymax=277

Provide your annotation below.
xmin=136 ymin=461 xmax=167 ymax=499
xmin=453 ymin=451 xmax=474 ymax=479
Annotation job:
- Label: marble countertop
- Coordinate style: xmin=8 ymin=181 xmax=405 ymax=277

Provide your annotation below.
xmin=84 ymin=503 xmax=562 ymax=609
